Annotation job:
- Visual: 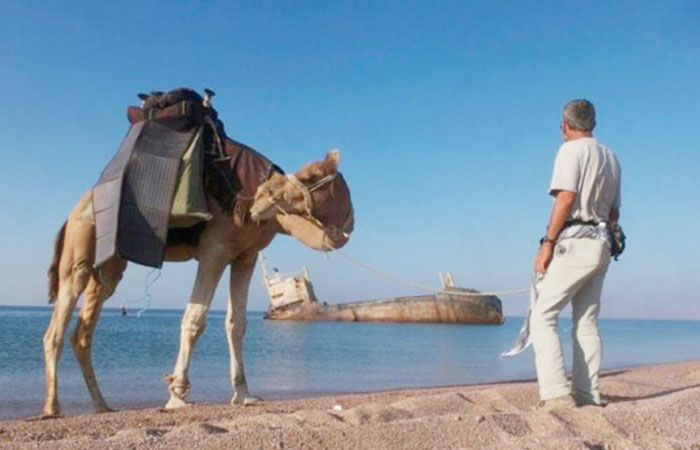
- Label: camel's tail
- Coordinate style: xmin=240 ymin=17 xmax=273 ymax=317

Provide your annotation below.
xmin=47 ymin=222 xmax=67 ymax=303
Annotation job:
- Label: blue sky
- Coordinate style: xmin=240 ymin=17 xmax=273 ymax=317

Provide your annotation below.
xmin=0 ymin=1 xmax=698 ymax=319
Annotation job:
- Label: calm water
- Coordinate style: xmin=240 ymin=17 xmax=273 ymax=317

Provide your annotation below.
xmin=1 ymin=306 xmax=699 ymax=419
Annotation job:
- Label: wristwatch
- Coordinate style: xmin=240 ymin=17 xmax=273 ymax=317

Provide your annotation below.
xmin=539 ymin=236 xmax=556 ymax=246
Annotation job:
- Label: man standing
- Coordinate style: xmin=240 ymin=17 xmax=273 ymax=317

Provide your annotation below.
xmin=530 ymin=99 xmax=621 ymax=410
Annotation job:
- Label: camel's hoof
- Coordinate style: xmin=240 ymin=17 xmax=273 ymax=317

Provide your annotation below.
xmin=95 ymin=405 xmax=116 ymax=414
xmin=164 ymin=396 xmax=189 ymax=410
xmin=244 ymin=396 xmax=262 ymax=406
xmin=231 ymin=394 xmax=262 ymax=406
xmin=35 ymin=413 xmax=62 ymax=421
xmin=42 ymin=403 xmax=61 ymax=419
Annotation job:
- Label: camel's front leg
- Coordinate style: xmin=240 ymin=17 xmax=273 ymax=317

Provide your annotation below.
xmin=164 ymin=252 xmax=228 ymax=409
xmin=226 ymin=253 xmax=260 ymax=406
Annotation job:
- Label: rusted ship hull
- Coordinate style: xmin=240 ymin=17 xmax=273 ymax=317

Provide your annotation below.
xmin=264 ymin=292 xmax=504 ymax=324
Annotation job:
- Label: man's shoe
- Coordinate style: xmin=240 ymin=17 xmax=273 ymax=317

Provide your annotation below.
xmin=574 ymin=393 xmax=608 ymax=407
xmin=530 ymin=394 xmax=577 ymax=412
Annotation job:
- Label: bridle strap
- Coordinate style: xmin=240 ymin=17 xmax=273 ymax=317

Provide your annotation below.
xmin=307 ymin=173 xmax=338 ymax=192
xmin=283 ymin=173 xmax=353 ymax=242
xmin=286 ymin=174 xmax=314 ymax=216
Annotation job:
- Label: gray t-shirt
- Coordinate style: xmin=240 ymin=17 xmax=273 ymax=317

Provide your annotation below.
xmin=549 ymin=137 xmax=621 ymax=222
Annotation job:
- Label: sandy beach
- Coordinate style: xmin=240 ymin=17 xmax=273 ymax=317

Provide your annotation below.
xmin=1 ymin=360 xmax=699 ymax=449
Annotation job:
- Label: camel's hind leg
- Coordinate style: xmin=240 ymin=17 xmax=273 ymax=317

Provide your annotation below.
xmin=43 ymin=196 xmax=96 ymax=418
xmin=42 ymin=258 xmax=92 ymax=417
xmin=71 ymin=257 xmax=126 ymax=413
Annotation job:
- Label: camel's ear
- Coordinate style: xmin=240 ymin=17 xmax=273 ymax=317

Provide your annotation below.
xmin=325 ymin=149 xmax=340 ymax=172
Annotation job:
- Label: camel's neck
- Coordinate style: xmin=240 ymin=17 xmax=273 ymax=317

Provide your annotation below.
xmin=224 ymin=138 xmax=283 ymax=198
xmin=205 ymin=138 xmax=283 ymax=217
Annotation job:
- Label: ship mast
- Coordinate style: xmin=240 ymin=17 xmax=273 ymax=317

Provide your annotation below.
xmin=258 ymin=252 xmax=271 ymax=285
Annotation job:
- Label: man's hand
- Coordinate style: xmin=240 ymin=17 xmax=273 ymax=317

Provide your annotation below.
xmin=534 ymin=243 xmax=554 ymax=274
xmin=535 ymin=189 xmax=576 ymax=275
xmin=609 ymin=207 xmax=619 ymax=223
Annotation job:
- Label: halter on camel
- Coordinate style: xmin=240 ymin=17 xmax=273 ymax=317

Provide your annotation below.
xmin=273 ymin=173 xmax=354 ymax=246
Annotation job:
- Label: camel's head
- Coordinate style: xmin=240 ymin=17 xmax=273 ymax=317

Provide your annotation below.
xmin=250 ymin=149 xmax=354 ymax=250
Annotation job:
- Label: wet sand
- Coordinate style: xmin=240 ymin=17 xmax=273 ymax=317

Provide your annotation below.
xmin=1 ymin=360 xmax=699 ymax=449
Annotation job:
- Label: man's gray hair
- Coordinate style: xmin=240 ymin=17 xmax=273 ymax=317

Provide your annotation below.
xmin=562 ymin=99 xmax=596 ymax=131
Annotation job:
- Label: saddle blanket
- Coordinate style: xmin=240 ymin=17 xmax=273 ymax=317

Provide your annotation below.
xmin=92 ymin=120 xmax=206 ymax=268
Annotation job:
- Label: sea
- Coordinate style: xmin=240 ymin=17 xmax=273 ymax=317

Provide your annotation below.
xmin=1 ymin=305 xmax=699 ymax=420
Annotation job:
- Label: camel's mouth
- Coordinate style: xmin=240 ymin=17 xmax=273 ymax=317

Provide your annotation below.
xmin=249 ymin=201 xmax=276 ymax=222
xmin=273 ymin=213 xmax=349 ymax=251
xmin=297 ymin=214 xmax=350 ymax=250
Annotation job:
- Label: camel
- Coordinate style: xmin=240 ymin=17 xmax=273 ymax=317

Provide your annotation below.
xmin=42 ymin=146 xmax=353 ymax=417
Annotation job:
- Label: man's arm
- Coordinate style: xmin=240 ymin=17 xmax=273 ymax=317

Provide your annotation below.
xmin=534 ymin=190 xmax=576 ymax=274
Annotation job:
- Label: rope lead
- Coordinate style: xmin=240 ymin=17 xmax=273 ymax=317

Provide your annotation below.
xmin=326 ymin=246 xmax=529 ymax=298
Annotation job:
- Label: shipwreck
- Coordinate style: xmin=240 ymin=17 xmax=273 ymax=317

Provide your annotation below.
xmin=260 ymin=255 xmax=504 ymax=325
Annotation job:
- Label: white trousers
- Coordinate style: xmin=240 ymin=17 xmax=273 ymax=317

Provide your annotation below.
xmin=530 ymin=238 xmax=610 ymax=401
